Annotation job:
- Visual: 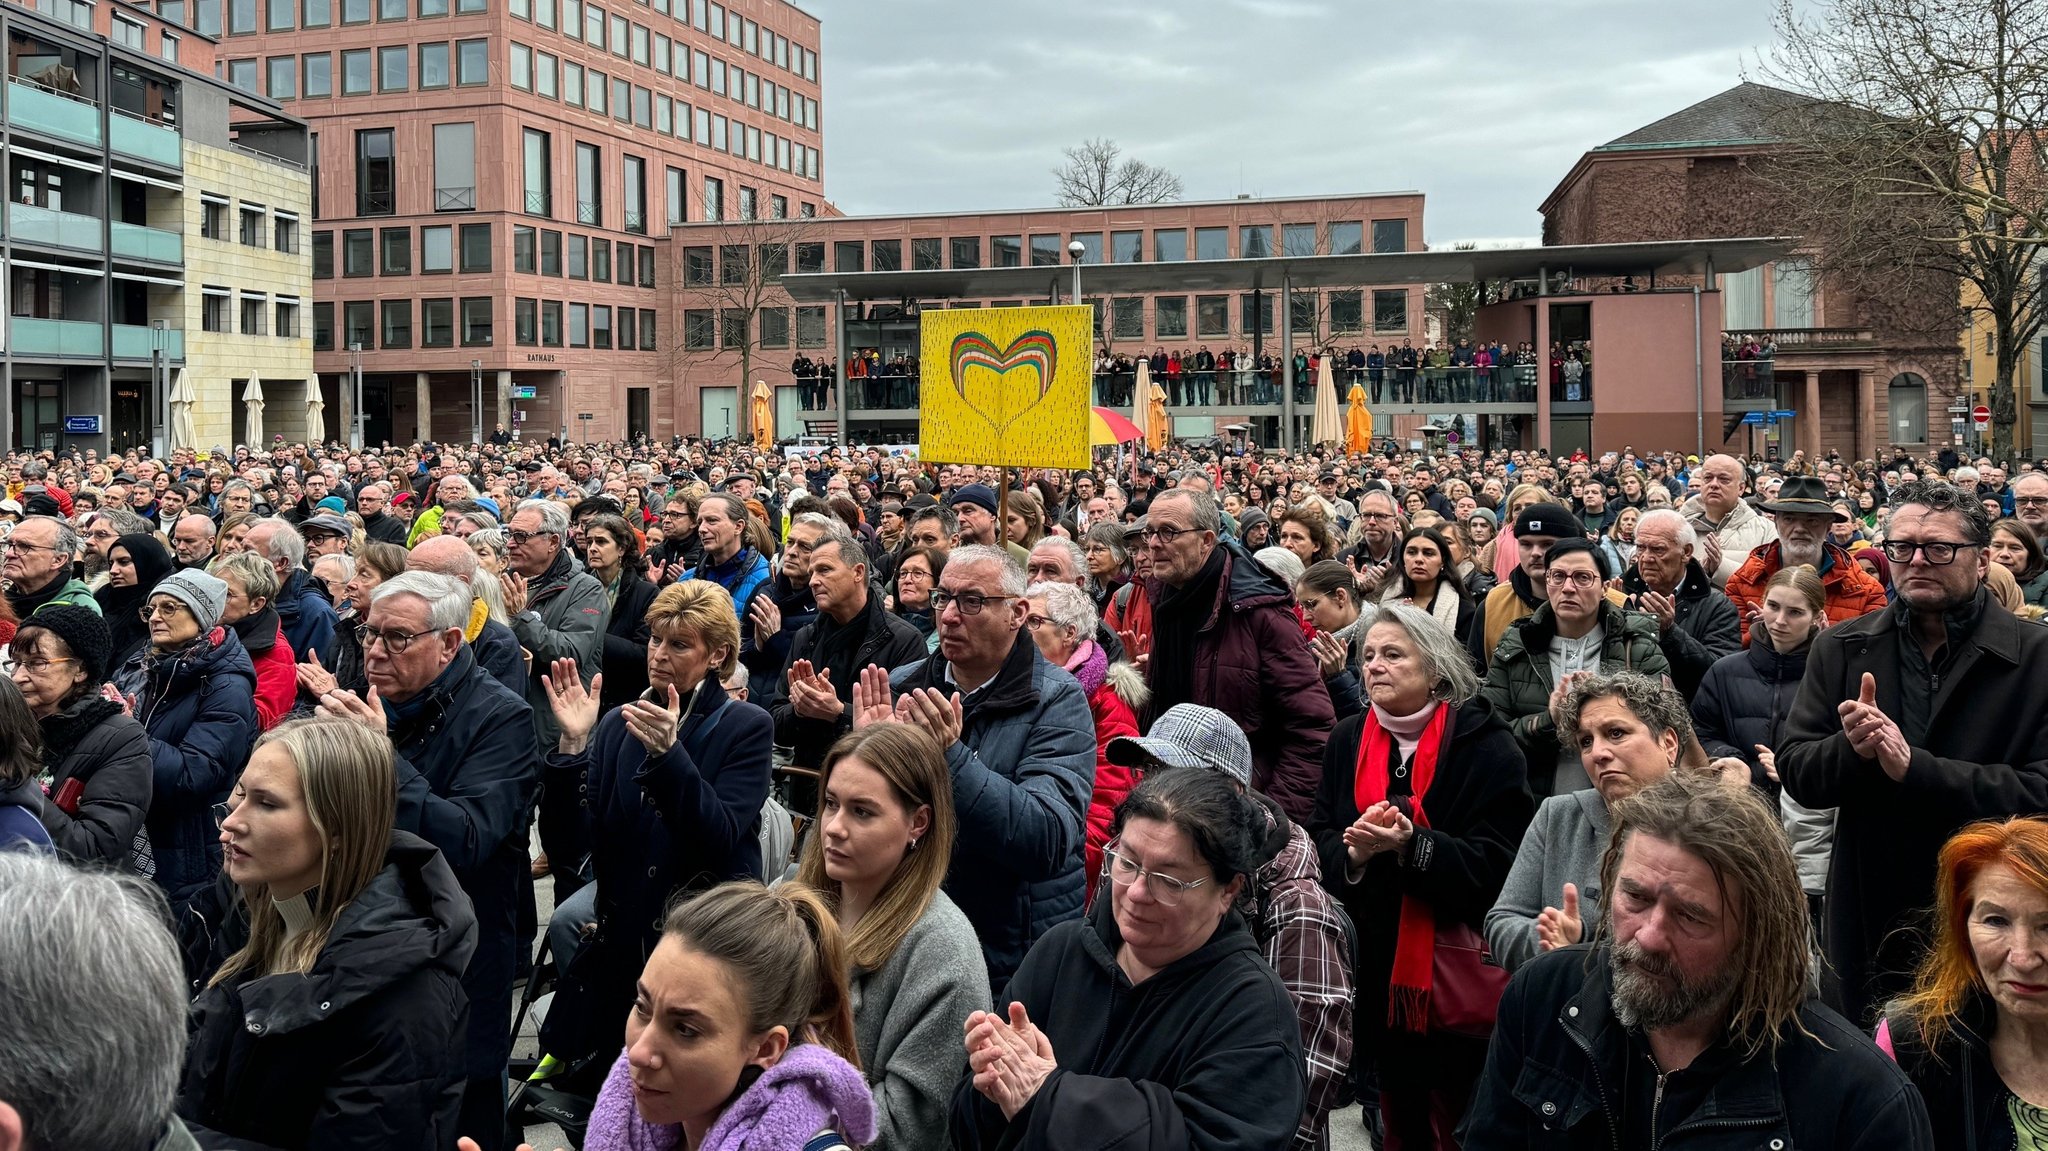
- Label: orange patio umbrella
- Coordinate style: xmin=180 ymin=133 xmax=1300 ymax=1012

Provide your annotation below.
xmin=1345 ymin=382 xmax=1374 ymax=455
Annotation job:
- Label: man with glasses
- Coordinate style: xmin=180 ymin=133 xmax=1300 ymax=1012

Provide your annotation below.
xmin=864 ymin=544 xmax=1095 ymax=995
xmin=317 ymin=571 xmax=539 ymax=1151
xmin=1138 ymin=489 xmax=1332 ymax=823
xmin=3 ymin=516 xmax=96 ymax=619
xmin=647 ymin=492 xmax=703 ymax=583
xmin=1724 ymin=475 xmax=1888 ymax=644
xmin=356 ymin=481 xmax=407 ymax=544
xmin=1782 ymin=479 xmax=2048 ymax=1028
xmin=1339 ymin=488 xmax=1403 ymax=598
xmin=2012 ymin=471 xmax=2048 ymax=549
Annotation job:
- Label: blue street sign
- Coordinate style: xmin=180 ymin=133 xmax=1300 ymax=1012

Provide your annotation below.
xmin=1767 ymin=409 xmax=1799 ymax=421
xmin=63 ymin=416 xmax=101 ymax=434
xmin=1741 ymin=411 xmax=1766 ymax=426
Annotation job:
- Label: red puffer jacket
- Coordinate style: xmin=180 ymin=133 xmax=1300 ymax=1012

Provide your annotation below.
xmin=1065 ymin=640 xmax=1146 ymax=904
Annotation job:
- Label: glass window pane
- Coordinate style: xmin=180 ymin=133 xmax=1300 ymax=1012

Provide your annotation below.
xmin=1194 ymin=227 xmax=1227 ymax=261
xmin=378 ymin=44 xmax=406 ymax=90
xmin=1282 ymin=223 xmax=1317 ymax=257
xmin=992 ymin=235 xmax=1021 ymax=267
xmin=1371 ymin=219 xmax=1407 ymax=253
xmin=341 ymin=48 xmax=371 ymax=93
xmin=422 ymin=225 xmax=453 ymax=272
xmin=1154 ymin=229 xmax=1186 ymax=262
xmin=302 ymin=53 xmax=331 ymax=95
xmin=456 ymin=38 xmax=487 ymax=84
xmin=419 ymin=41 xmax=449 ymax=87
xmin=1156 ymin=297 xmax=1187 ymax=339
xmin=1329 ymin=221 xmax=1363 ymax=256
xmin=1239 ymin=225 xmax=1272 ymax=259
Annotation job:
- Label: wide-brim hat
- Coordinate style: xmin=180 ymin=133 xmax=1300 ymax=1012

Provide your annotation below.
xmin=1760 ymin=475 xmax=1846 ymax=521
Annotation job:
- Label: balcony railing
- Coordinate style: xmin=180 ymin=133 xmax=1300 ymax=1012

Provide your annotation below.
xmin=525 ymin=191 xmax=551 ymax=215
xmin=1746 ymin=327 xmax=1879 ymax=349
xmin=111 ymin=325 xmax=185 ymax=361
xmin=10 ymin=318 xmax=104 ymax=358
xmin=110 ymin=109 xmax=182 ymax=168
xmin=436 ymin=186 xmax=476 ymax=211
xmin=6 ymin=78 xmax=102 ymax=147
xmin=110 ymin=221 xmax=184 ymax=264
xmin=820 ymin=362 xmax=1561 ymax=413
xmin=8 ymin=202 xmax=103 ymax=253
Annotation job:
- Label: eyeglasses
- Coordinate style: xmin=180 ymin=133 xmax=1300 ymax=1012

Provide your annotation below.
xmin=139 ymin=601 xmax=190 ymax=620
xmin=357 ymin=624 xmax=433 ymax=653
xmin=1024 ymin=614 xmax=1057 ymax=631
xmin=2015 ymin=496 xmax=2048 ymax=508
xmin=1879 ymin=539 xmax=1976 ymax=566
xmin=1545 ymin=570 xmax=1601 ymax=590
xmin=1142 ymin=524 xmax=1194 ymax=543
xmin=1102 ymin=846 xmax=1208 ymax=907
xmin=6 ymin=541 xmax=56 ymax=554
xmin=506 ymin=530 xmax=550 ymax=546
xmin=1 ymin=656 xmax=72 ymax=675
xmin=930 ymin=589 xmax=1017 ymax=616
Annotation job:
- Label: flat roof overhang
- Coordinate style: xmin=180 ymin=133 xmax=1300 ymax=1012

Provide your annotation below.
xmin=777 ymin=237 xmax=1794 ymax=303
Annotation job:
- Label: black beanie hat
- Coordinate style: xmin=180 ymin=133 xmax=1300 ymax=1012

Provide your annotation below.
xmin=21 ymin=604 xmax=112 ymax=685
xmin=1513 ymin=502 xmax=1586 ymax=540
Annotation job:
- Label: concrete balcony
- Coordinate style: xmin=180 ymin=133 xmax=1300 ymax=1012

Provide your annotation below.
xmin=5 ymin=79 xmax=101 ymax=148
xmin=10 ymin=318 xmax=104 ymax=358
xmin=110 ymin=220 xmax=184 ymax=264
xmin=8 ymin=202 xmax=102 ymax=253
xmin=111 ymin=324 xmax=185 ymax=361
xmin=111 ymin=110 xmax=181 ymax=168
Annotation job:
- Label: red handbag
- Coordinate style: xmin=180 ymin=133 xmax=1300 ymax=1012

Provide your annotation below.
xmin=1429 ymin=920 xmax=1511 ymax=1038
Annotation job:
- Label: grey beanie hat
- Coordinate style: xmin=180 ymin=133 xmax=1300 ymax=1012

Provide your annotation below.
xmin=154 ymin=569 xmax=229 ymax=632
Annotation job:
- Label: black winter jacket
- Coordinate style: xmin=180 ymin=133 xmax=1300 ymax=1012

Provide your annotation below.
xmin=177 ymin=832 xmax=477 ymax=1151
xmin=1884 ymin=993 xmax=2021 ymax=1151
xmin=596 ymin=568 xmax=659 ymax=713
xmin=385 ymin=645 xmax=541 ymax=1078
xmin=1620 ymin=559 xmax=1741 ymax=698
xmin=20 ymin=696 xmax=152 ymax=866
xmin=767 ymin=591 xmax=929 ymax=770
xmin=1690 ymin=631 xmax=1810 ymax=791
xmin=1461 ymin=944 xmax=1933 ymax=1150
xmin=950 ymin=900 xmax=1306 ymax=1151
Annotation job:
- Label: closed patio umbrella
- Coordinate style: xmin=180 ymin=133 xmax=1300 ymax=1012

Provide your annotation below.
xmin=168 ymin=369 xmax=198 ymax=453
xmin=1310 ymin=356 xmax=1342 ymax=446
xmin=1345 ymin=382 xmax=1374 ymax=455
xmin=241 ymin=375 xmax=265 ymax=447
xmin=306 ymin=385 xmax=326 ymax=446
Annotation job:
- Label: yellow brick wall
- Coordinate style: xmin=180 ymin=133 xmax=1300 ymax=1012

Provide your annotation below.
xmin=180 ymin=140 xmax=315 ymax=450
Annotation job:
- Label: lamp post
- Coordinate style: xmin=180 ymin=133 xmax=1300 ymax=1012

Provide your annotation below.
xmin=470 ymin=359 xmax=483 ymax=446
xmin=1067 ymin=239 xmax=1085 ymax=307
xmin=150 ymin=319 xmax=168 ymax=458
xmin=347 ymin=342 xmax=363 ymax=451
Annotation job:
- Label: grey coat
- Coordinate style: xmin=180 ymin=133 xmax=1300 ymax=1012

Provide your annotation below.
xmin=509 ymin=548 xmax=610 ymax=753
xmin=1484 ymin=789 xmax=1611 ymax=974
xmin=851 ymin=890 xmax=989 ymax=1151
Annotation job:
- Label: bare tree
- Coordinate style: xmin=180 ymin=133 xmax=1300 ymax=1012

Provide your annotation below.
xmin=1757 ymin=0 xmax=2048 ymax=463
xmin=667 ymin=211 xmax=833 ymax=444
xmin=1052 ymin=138 xmax=1185 ymax=207
xmin=1426 ymin=243 xmax=1486 ymax=345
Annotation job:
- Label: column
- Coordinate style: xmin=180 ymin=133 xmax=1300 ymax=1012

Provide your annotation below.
xmin=415 ymin=372 xmax=432 ymax=443
xmin=1857 ymin=368 xmax=1878 ymax=460
xmin=336 ymin=372 xmax=354 ymax=450
xmin=497 ymin=370 xmax=513 ymax=437
xmin=833 ymin=291 xmax=850 ymax=445
xmin=1279 ymin=274 xmax=1295 ymax=451
xmin=1803 ymin=371 xmax=1822 ymax=460
xmin=1533 ymin=301 xmax=1551 ymax=450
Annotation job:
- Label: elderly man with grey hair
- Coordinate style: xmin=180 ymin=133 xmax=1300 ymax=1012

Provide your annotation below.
xmin=1026 ymin=535 xmax=1128 ymax=663
xmin=317 ymin=571 xmax=539 ymax=1150
xmin=408 ymin=535 xmax=526 ymax=698
xmin=1617 ymin=508 xmax=1740 ymax=698
xmin=244 ymin=517 xmax=337 ymax=664
xmin=0 ymin=852 xmax=197 ymax=1151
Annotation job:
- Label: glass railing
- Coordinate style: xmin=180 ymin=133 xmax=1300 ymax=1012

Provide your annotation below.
xmin=10 ymin=318 xmax=104 ymax=358
xmin=110 ymin=220 xmax=184 ymax=264
xmin=110 ymin=110 xmax=182 ymax=167
xmin=1722 ymin=358 xmax=1780 ymax=402
xmin=111 ymin=325 xmax=185 ymax=361
xmin=6 ymin=79 xmax=102 ymax=147
xmin=1087 ymin=362 xmax=1555 ymax=408
xmin=8 ymin=202 xmax=103 ymax=252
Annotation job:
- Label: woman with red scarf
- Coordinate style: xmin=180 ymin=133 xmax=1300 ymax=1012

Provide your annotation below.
xmin=1311 ymin=602 xmax=1533 ymax=1150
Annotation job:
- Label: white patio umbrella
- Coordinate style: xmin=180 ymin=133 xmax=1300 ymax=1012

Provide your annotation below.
xmin=1130 ymin=358 xmax=1152 ymax=443
xmin=1310 ymin=355 xmax=1342 ymax=446
xmin=167 ymin=368 xmax=198 ymax=453
xmin=306 ymin=384 xmax=326 ymax=446
xmin=241 ymin=375 xmax=265 ymax=447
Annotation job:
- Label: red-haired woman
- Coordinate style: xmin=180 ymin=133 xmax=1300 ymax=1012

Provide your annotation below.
xmin=1881 ymin=816 xmax=2048 ymax=1151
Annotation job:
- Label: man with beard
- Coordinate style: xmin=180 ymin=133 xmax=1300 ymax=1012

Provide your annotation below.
xmin=1463 ymin=767 xmax=1932 ymax=1149
xmin=1337 ymin=487 xmax=1402 ymax=597
xmin=1724 ymin=476 xmax=1887 ymax=643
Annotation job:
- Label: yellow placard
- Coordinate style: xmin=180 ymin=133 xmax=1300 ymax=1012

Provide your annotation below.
xmin=918 ymin=305 xmax=1091 ymax=469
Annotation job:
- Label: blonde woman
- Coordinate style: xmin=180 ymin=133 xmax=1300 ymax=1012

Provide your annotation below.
xmin=795 ymin=724 xmax=988 ymax=1150
xmin=177 ymin=717 xmax=476 ymax=1150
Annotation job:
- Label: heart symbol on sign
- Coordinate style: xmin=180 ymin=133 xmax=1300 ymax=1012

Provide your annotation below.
xmin=949 ymin=330 xmax=1059 ymax=436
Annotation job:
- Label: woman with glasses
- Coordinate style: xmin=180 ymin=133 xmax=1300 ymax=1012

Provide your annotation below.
xmin=1311 ymin=603 xmax=1535 ymax=1150
xmin=951 ymin=766 xmax=1306 ymax=1151
xmin=292 ymin=542 xmax=406 ymax=712
xmin=888 ymin=545 xmax=946 ymax=653
xmin=177 ymin=717 xmax=475 ymax=1151
xmin=2 ymin=605 xmax=151 ymax=865
xmin=1081 ymin=521 xmax=1129 ymax=612
xmin=794 ymin=723 xmax=987 ymax=1151
xmin=95 ymin=532 xmax=175 ymax=670
xmin=1023 ymin=581 xmax=1147 ymax=901
xmin=113 ymin=570 xmax=259 ymax=912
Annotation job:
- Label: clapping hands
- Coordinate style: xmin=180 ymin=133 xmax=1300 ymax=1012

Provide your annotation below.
xmin=965 ymin=1002 xmax=1058 ymax=1121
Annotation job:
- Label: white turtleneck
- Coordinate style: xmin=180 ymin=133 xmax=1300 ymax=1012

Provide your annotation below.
xmin=273 ymin=890 xmax=317 ymax=942
xmin=1371 ymin=698 xmax=1441 ymax=764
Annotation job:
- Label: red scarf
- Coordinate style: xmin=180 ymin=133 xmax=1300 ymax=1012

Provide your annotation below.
xmin=1354 ymin=703 xmax=1451 ymax=1033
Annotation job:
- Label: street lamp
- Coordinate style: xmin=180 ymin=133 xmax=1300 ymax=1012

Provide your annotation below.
xmin=347 ymin=342 xmax=363 ymax=451
xmin=1067 ymin=239 xmax=1085 ymax=306
xmin=150 ymin=319 xmax=168 ymax=458
xmin=470 ymin=359 xmax=483 ymax=446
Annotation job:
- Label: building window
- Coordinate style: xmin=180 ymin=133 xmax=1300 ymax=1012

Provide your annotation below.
xmin=949 ymin=237 xmax=980 ymax=269
xmin=540 ymin=229 xmax=561 ymax=275
xmin=720 ymin=308 xmax=747 ymax=349
xmin=422 ymin=225 xmax=453 ymax=273
xmin=228 ymin=59 xmax=259 ymax=92
xmin=568 ymin=234 xmax=587 ymax=279
xmin=460 ymin=223 xmax=491 ymax=272
xmin=639 ymin=308 xmax=657 ymax=350
xmin=1329 ymin=221 xmax=1363 ymax=256
xmin=796 ymin=305 xmax=825 ymax=348
xmin=591 ymin=239 xmax=611 ymax=282
xmin=541 ymin=300 xmax=563 ymax=346
xmin=240 ymin=206 xmax=267 ymax=248
xmin=683 ymin=309 xmax=714 ymax=350
xmin=522 ymin=129 xmax=551 ymax=216
xmin=514 ymin=225 xmax=535 ymax=273
xmin=312 ymin=230 xmax=333 ymax=277
xmin=380 ymin=227 xmax=409 ymax=274
xmin=673 ymin=245 xmax=709 ymax=286
xmin=202 ymin=200 xmax=228 ymax=240
xmin=1772 ymin=259 xmax=1816 ymax=328
xmin=639 ymin=246 xmax=655 ymax=288
xmin=456 ymin=38 xmax=487 ymax=84
xmin=377 ymin=44 xmax=407 ymax=89
xmin=1156 ymin=296 xmax=1187 ymax=339
xmin=666 ymin=167 xmax=686 ymax=226
xmin=461 ymin=297 xmax=492 ymax=345
xmin=758 ymin=307 xmax=789 ymax=348
xmin=1111 ymin=298 xmax=1144 ymax=340
xmin=1196 ymin=295 xmax=1229 ymax=338
xmin=992 ymin=235 xmax=1021 ymax=267
xmin=830 ymin=241 xmax=863 ymax=274
xmin=203 ymin=291 xmax=233 ymax=333
xmin=1889 ymin=373 xmax=1928 ymax=443
xmin=1282 ymin=223 xmax=1317 ymax=257
xmin=702 ymin=176 xmax=722 ymax=222
xmin=623 ymin=155 xmax=646 ymax=233
xmin=274 ymin=216 xmax=299 ymax=253
xmin=303 ymin=0 xmax=330 ymax=24
xmin=341 ymin=48 xmax=371 ymax=94
xmin=516 ymin=297 xmax=538 ymax=345
xmin=261 ymin=55 xmax=295 ymax=99
xmin=302 ymin=52 xmax=331 ymax=97
xmin=1236 ymin=225 xmax=1272 ymax=260
xmin=161 ymin=34 xmax=181 ymax=64
xmin=313 ymin=302 xmax=334 ymax=348
xmin=567 ymin=302 xmax=588 ymax=347
xmin=422 ymin=299 xmax=454 ymax=347
xmin=342 ymin=228 xmax=373 ymax=275
xmin=510 ymin=41 xmax=530 ymax=90
xmin=1372 ymin=289 xmax=1407 ymax=333
xmin=433 ymin=122 xmax=476 ymax=211
xmin=418 ymin=41 xmax=449 ymax=88
xmin=1153 ymin=229 xmax=1187 ymax=262
xmin=1109 ymin=231 xmax=1142 ymax=264
xmin=355 ymin=129 xmax=394 ymax=215
xmin=1289 ymin=289 xmax=1317 ymax=334
xmin=612 ymin=306 xmax=631 ymax=349
xmin=344 ymin=301 xmax=374 ymax=346
xmin=1194 ymin=227 xmax=1227 ymax=261
xmin=1329 ymin=290 xmax=1363 ymax=334
xmin=576 ymin=143 xmax=602 ymax=225
xmin=1371 ymin=219 xmax=1407 ymax=254
xmin=1071 ymin=232 xmax=1103 ymax=264
xmin=274 ymin=300 xmax=301 ymax=337
xmin=871 ymin=239 xmax=901 ymax=272
xmin=381 ymin=299 xmax=411 ymax=347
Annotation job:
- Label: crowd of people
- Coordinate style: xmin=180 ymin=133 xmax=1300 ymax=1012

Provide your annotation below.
xmin=3 ymin=427 xmax=2047 ymax=1151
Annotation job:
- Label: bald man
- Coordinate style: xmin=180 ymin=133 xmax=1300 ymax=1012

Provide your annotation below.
xmin=409 ymin=536 xmax=527 ymax=697
xmin=1678 ymin=454 xmax=1778 ymax=588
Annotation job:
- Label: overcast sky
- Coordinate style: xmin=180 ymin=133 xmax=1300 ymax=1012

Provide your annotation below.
xmin=801 ymin=0 xmax=1789 ymax=244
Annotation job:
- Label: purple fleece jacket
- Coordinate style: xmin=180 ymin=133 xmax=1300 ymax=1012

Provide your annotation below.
xmin=584 ymin=1042 xmax=877 ymax=1151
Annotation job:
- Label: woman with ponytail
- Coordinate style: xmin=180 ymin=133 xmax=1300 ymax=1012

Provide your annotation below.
xmin=1309 ymin=602 xmax=1534 ymax=1150
xmin=177 ymin=717 xmax=478 ymax=1150
xmin=950 ymin=767 xmax=1307 ymax=1151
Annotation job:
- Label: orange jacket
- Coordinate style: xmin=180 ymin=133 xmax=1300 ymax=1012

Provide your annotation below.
xmin=1725 ymin=541 xmax=1889 ymax=644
